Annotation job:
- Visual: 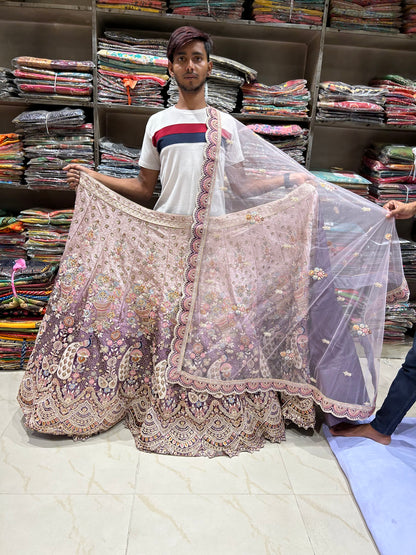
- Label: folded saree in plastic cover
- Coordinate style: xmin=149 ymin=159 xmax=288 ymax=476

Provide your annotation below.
xmin=18 ymin=107 xmax=408 ymax=455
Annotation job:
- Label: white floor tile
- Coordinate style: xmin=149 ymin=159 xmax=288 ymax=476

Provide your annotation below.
xmin=279 ymin=428 xmax=350 ymax=495
xmin=136 ymin=442 xmax=292 ymax=495
xmin=127 ymin=494 xmax=314 ymax=555
xmin=0 ymin=370 xmax=24 ymax=402
xmin=0 ymin=411 xmax=139 ymax=495
xmin=0 ymin=494 xmax=132 ymax=555
xmin=298 ymin=494 xmax=379 ymax=555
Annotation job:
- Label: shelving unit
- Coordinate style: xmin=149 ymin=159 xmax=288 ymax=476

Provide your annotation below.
xmin=1 ymin=0 xmax=415 ymax=211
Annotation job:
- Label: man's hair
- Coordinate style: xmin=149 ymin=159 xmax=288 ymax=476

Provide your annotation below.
xmin=167 ymin=26 xmax=213 ymax=63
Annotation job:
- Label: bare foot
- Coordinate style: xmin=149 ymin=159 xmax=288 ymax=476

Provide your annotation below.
xmin=329 ymin=423 xmax=391 ymax=445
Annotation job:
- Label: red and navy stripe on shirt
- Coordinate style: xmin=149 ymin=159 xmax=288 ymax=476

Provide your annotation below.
xmin=152 ymin=123 xmax=231 ymax=153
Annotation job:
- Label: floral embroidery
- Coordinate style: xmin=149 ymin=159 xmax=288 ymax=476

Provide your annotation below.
xmin=246 ymin=212 xmax=264 ymax=224
xmin=352 ymin=323 xmax=371 ymax=336
xmin=309 ymin=267 xmax=327 ymax=280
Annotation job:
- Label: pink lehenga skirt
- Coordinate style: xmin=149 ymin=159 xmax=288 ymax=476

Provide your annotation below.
xmin=17 ymin=174 xmax=316 ymax=457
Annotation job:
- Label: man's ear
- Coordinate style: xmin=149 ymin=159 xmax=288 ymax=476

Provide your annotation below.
xmin=207 ymin=60 xmax=213 ymax=76
xmin=168 ymin=61 xmax=174 ymax=77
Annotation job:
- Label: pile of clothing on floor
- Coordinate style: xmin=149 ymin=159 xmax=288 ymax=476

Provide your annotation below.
xmin=246 ymin=123 xmax=309 ymax=164
xmin=362 ymin=143 xmax=416 ymax=205
xmin=241 ymin=79 xmax=310 ymax=119
xmin=251 ymin=0 xmax=325 ymax=24
xmin=0 ymin=133 xmax=25 ymax=188
xmin=12 ymin=56 xmax=94 ymax=102
xmin=370 ymin=74 xmax=416 ymax=126
xmin=12 ymin=107 xmax=94 ymax=190
xmin=97 ymin=31 xmax=168 ymax=106
xmin=316 ymin=81 xmax=386 ymax=124
xmin=311 ymin=168 xmax=371 ymax=197
xmin=329 ymin=0 xmax=402 ymax=33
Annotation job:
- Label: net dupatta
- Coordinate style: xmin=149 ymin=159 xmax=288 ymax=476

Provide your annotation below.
xmin=165 ymin=111 xmax=408 ymax=420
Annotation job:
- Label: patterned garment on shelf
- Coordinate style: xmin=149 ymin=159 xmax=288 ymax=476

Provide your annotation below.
xmin=18 ymin=109 xmax=408 ymax=456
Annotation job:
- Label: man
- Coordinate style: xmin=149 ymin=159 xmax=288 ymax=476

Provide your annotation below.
xmin=65 ymin=26 xmax=303 ymax=210
xmin=331 ymin=198 xmax=416 ymax=445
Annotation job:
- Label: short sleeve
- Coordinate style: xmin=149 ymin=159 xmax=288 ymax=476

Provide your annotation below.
xmin=139 ymin=120 xmax=160 ymax=171
xmin=224 ymin=117 xmax=244 ymax=167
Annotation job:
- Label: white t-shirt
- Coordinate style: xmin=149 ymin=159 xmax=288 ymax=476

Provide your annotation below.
xmin=139 ymin=106 xmax=243 ymax=216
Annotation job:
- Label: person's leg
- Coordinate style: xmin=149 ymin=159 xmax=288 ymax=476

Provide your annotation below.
xmin=371 ymin=337 xmax=416 ymax=435
xmin=330 ymin=336 xmax=416 ymax=444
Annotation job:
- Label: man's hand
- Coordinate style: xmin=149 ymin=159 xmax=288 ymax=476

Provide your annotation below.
xmin=383 ymin=199 xmax=416 ymax=219
xmin=64 ymin=163 xmax=93 ymax=190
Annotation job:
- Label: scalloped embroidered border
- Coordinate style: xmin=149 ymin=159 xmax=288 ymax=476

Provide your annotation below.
xmin=164 ymin=106 xmax=221 ymax=398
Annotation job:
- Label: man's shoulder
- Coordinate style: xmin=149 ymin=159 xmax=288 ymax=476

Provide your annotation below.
xmin=147 ymin=106 xmax=176 ymax=126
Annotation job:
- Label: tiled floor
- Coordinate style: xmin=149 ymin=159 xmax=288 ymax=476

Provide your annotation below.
xmin=1 ymin=340 xmax=415 ymax=555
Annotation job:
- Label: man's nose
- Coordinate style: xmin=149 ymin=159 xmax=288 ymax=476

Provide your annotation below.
xmin=186 ymin=59 xmax=195 ymax=72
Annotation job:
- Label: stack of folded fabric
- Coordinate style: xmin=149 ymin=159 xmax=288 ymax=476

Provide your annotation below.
xmin=0 ymin=67 xmax=18 ymax=98
xmin=18 ymin=208 xmax=74 ymax=263
xmin=97 ymin=39 xmax=168 ymax=106
xmin=251 ymin=0 xmax=325 ymax=24
xmin=0 ymin=215 xmax=25 ymax=260
xmin=169 ymin=0 xmax=244 ymax=18
xmin=12 ymin=56 xmax=94 ymax=102
xmin=403 ymin=0 xmax=416 ymax=33
xmin=246 ymin=123 xmax=309 ymax=164
xmin=13 ymin=107 xmax=94 ymax=190
xmin=0 ymin=133 xmax=25 ymax=188
xmin=168 ymin=54 xmax=257 ymax=113
xmin=362 ymin=143 xmax=416 ymax=205
xmin=96 ymin=0 xmax=167 ymax=12
xmin=0 ymin=259 xmax=59 ymax=370
xmin=329 ymin=0 xmax=402 ymax=33
xmin=370 ymin=75 xmax=416 ymax=126
xmin=99 ymin=31 xmax=167 ymax=57
xmin=311 ymin=168 xmax=371 ymax=197
xmin=317 ymin=81 xmax=386 ymax=124
xmin=98 ymin=137 xmax=141 ymax=178
xmin=400 ymin=238 xmax=416 ymax=280
xmin=241 ymin=79 xmax=310 ymax=119
xmin=384 ymin=302 xmax=416 ymax=341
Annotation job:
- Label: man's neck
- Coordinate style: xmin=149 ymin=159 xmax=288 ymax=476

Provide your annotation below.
xmin=175 ymin=90 xmax=207 ymax=110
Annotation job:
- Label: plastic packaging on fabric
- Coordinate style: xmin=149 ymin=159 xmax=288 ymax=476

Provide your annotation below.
xmin=18 ymin=108 xmax=408 ymax=443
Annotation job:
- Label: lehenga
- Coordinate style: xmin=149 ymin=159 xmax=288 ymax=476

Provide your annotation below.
xmin=17 ymin=107 xmax=407 ymax=456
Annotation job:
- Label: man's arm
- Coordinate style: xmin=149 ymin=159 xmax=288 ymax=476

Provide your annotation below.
xmin=64 ymin=163 xmax=159 ymax=204
xmin=383 ymin=200 xmax=416 ymax=219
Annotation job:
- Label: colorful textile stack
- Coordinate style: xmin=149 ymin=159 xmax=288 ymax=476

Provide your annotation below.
xmin=311 ymin=169 xmax=371 ymax=197
xmin=98 ymin=137 xmax=141 ymax=178
xmin=97 ymin=49 xmax=168 ymax=106
xmin=13 ymin=107 xmax=94 ymax=190
xmin=0 ymin=67 xmax=17 ymax=98
xmin=400 ymin=239 xmax=416 ymax=280
xmin=362 ymin=143 xmax=416 ymax=205
xmin=370 ymin=75 xmax=416 ymax=126
xmin=246 ymin=123 xmax=309 ymax=164
xmin=384 ymin=302 xmax=416 ymax=341
xmin=18 ymin=208 xmax=74 ymax=262
xmin=317 ymin=81 xmax=386 ymax=124
xmin=329 ymin=0 xmax=402 ymax=33
xmin=0 ymin=216 xmax=25 ymax=260
xmin=12 ymin=56 xmax=94 ymax=102
xmin=96 ymin=0 xmax=166 ymax=11
xmin=0 ymin=259 xmax=59 ymax=370
xmin=241 ymin=80 xmax=310 ymax=119
xmin=169 ymin=0 xmax=244 ymax=18
xmin=168 ymin=55 xmax=257 ymax=113
xmin=403 ymin=0 xmax=416 ymax=33
xmin=99 ymin=31 xmax=167 ymax=57
xmin=0 ymin=134 xmax=25 ymax=188
xmin=252 ymin=0 xmax=325 ymax=24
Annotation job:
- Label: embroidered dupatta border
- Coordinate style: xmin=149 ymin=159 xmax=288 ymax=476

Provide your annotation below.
xmin=163 ymin=106 xmax=222 ymax=398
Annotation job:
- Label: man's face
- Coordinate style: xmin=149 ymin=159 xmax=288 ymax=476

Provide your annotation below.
xmin=168 ymin=40 xmax=212 ymax=93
